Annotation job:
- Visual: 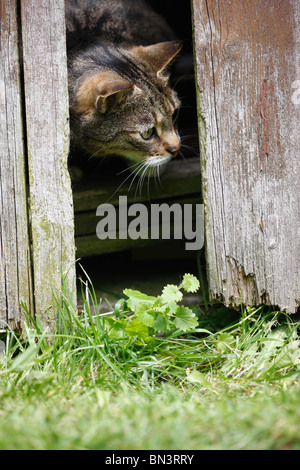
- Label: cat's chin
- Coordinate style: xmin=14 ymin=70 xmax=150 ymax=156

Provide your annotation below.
xmin=146 ymin=154 xmax=172 ymax=165
xmin=144 ymin=154 xmax=173 ymax=177
xmin=123 ymin=153 xmax=173 ymax=178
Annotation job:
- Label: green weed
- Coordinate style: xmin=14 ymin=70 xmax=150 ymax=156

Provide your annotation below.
xmin=0 ymin=273 xmax=299 ymax=449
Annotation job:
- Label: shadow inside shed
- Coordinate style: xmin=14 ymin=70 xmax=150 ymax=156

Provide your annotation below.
xmin=72 ymin=0 xmax=204 ymax=307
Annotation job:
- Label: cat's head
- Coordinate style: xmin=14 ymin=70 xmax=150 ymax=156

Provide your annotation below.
xmin=69 ymin=40 xmax=182 ymax=176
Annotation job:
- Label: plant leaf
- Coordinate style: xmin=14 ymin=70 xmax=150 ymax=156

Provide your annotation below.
xmin=113 ymin=298 xmax=128 ymax=317
xmin=216 ymin=333 xmax=236 ymax=353
xmin=265 ymin=340 xmax=300 ymax=373
xmin=123 ymin=289 xmax=156 ymax=313
xmin=174 ymin=306 xmax=199 ymax=331
xmin=161 ymin=284 xmax=182 ymax=303
xmin=186 ymin=370 xmax=218 ymax=394
xmin=159 ymin=301 xmax=178 ymax=316
xmin=181 ymin=273 xmax=200 ymax=293
xmin=103 ymin=317 xmax=127 ymax=340
xmin=136 ymin=305 xmax=155 ymax=327
xmin=125 ymin=318 xmax=152 ymax=341
xmin=153 ymin=314 xmax=168 ymax=332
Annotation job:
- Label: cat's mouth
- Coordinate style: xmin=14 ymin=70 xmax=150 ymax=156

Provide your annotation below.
xmin=114 ymin=153 xmax=175 ymax=197
xmin=146 ymin=154 xmax=173 ymax=166
xmin=121 ymin=151 xmax=175 ymax=176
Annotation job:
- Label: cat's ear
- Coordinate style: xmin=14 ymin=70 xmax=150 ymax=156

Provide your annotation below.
xmin=95 ymin=75 xmax=134 ymax=113
xmin=131 ymin=40 xmax=182 ymax=75
xmin=76 ymin=71 xmax=134 ymax=114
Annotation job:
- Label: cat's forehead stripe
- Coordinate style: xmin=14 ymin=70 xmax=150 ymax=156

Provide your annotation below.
xmin=155 ymin=110 xmax=165 ymax=123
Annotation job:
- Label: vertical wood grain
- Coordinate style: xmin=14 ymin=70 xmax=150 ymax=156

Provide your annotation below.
xmin=21 ymin=0 xmax=76 ymax=328
xmin=192 ymin=0 xmax=300 ymax=313
xmin=0 ymin=0 xmax=32 ymax=329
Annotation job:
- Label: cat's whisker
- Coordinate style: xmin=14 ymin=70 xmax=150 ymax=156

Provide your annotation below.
xmin=110 ymin=154 xmax=170 ymax=202
xmin=134 ymin=157 xmax=166 ymax=200
xmin=152 ymin=165 xmax=159 ymax=193
xmin=106 ymin=161 xmax=145 ymax=202
xmin=177 ymin=132 xmax=200 ymax=156
xmin=95 ymin=155 xmax=110 ymax=170
xmin=117 ymin=160 xmax=143 ymax=176
xmin=176 ymin=104 xmax=195 ymax=110
xmin=180 ymin=134 xmax=197 ymax=141
xmin=134 ymin=161 xmax=149 ymax=199
xmin=172 ymin=75 xmax=185 ymax=90
xmin=147 ymin=163 xmax=156 ymax=199
xmin=147 ymin=172 xmax=152 ymax=200
xmin=135 ymin=168 xmax=144 ymax=198
xmin=88 ymin=147 xmax=103 ymax=161
xmin=129 ymin=161 xmax=147 ymax=192
xmin=156 ymin=162 xmax=162 ymax=186
xmin=136 ymin=164 xmax=145 ymax=193
xmin=178 ymin=149 xmax=186 ymax=161
xmin=144 ymin=164 xmax=152 ymax=198
xmin=181 ymin=143 xmax=200 ymax=156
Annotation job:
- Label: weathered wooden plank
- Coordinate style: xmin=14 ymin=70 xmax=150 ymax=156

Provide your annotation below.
xmin=21 ymin=0 xmax=76 ymax=327
xmin=76 ymin=233 xmax=192 ymax=259
xmin=0 ymin=0 xmax=32 ymax=329
xmin=76 ymin=234 xmax=163 ymax=258
xmin=76 ymin=236 xmax=194 ymax=259
xmin=192 ymin=0 xmax=300 ymax=312
xmin=73 ymin=157 xmax=201 ymax=212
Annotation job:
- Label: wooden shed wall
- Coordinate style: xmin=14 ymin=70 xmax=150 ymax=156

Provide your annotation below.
xmin=0 ymin=0 xmax=32 ymax=329
xmin=2 ymin=0 xmax=300 ymax=330
xmin=192 ymin=0 xmax=300 ymax=313
xmin=0 ymin=0 xmax=76 ymax=330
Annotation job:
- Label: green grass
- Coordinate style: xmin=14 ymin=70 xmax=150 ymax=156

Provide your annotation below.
xmin=0 ymin=276 xmax=300 ymax=450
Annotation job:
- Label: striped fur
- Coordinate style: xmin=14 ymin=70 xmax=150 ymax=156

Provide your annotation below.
xmin=66 ymin=0 xmax=182 ymax=175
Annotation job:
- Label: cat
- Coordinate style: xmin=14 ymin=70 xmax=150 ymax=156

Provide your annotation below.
xmin=65 ymin=0 xmax=182 ymax=178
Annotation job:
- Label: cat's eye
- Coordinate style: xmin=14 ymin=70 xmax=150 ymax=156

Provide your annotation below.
xmin=140 ymin=127 xmax=156 ymax=140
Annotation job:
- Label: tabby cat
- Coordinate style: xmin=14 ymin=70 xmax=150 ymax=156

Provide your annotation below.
xmin=65 ymin=0 xmax=182 ymax=177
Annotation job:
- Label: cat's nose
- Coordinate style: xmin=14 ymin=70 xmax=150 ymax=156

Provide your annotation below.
xmin=168 ymin=143 xmax=181 ymax=154
xmin=164 ymin=138 xmax=181 ymax=155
